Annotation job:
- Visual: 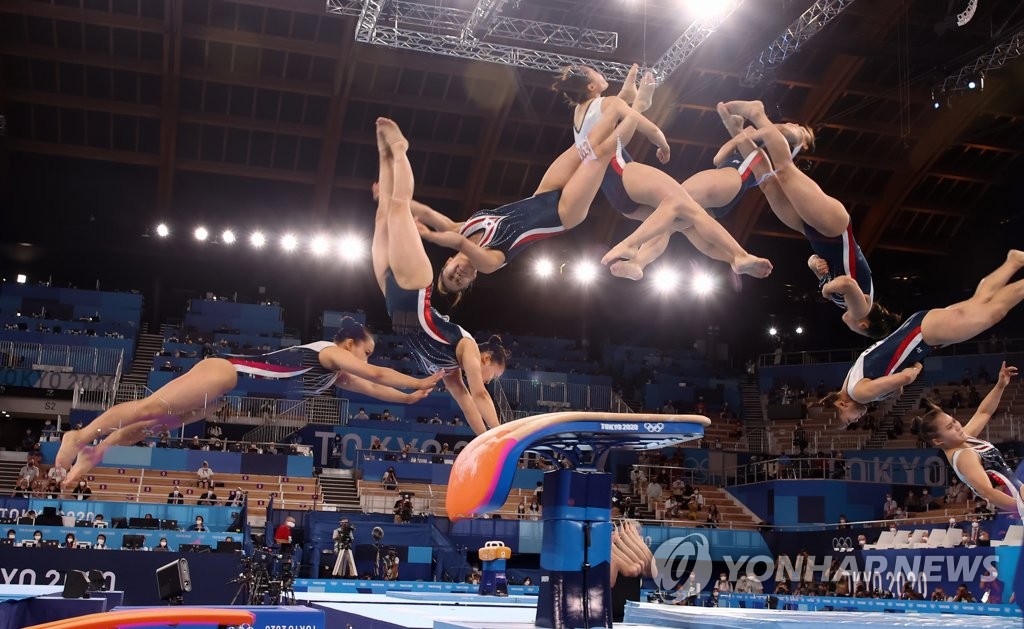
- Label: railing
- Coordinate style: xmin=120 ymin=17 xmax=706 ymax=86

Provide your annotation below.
xmin=0 ymin=341 xmax=124 ymax=375
xmin=91 ymin=384 xmax=349 ymax=426
xmin=759 ymin=336 xmax=1024 ymax=367
xmin=492 ymin=378 xmax=615 ymax=414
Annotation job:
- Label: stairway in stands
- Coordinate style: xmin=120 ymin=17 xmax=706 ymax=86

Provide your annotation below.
xmin=120 ymin=328 xmax=164 ymax=387
xmin=319 ymin=475 xmax=361 ymax=511
xmin=0 ymin=460 xmax=25 ymax=494
xmin=740 ymin=376 xmax=769 ymax=452
xmin=865 ymin=379 xmax=927 ymax=449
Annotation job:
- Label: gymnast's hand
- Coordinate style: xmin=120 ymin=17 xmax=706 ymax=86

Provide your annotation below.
xmin=808 ymin=254 xmax=829 ymax=278
xmin=997 ymin=361 xmax=1018 ymax=387
xmin=901 ymin=362 xmax=924 ymax=384
xmin=406 ymin=388 xmax=433 ymax=403
xmin=420 ymin=227 xmax=463 ymax=250
xmin=416 ymin=371 xmax=445 ymax=390
xmin=655 ymin=139 xmax=671 ymax=164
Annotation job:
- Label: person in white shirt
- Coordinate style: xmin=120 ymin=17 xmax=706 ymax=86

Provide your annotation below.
xmin=46 ymin=465 xmax=67 ymax=485
xmin=882 ymin=494 xmax=897 ymax=519
xmin=196 ymin=461 xmax=214 ymax=489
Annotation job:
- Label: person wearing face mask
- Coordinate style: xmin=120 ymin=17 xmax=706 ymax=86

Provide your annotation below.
xmin=5 ymin=529 xmax=15 ymax=543
xmin=64 ymin=533 xmax=76 ymax=549
xmin=31 ymin=530 xmax=43 ymax=546
xmin=94 ymin=534 xmax=107 ymax=550
xmin=167 ymin=486 xmax=184 ymax=505
xmin=154 ymin=537 xmax=170 ymax=552
xmin=71 ymin=479 xmax=92 ymax=500
xmin=189 ymin=516 xmax=207 ymax=532
xmin=715 ymin=572 xmax=732 ymax=593
xmin=274 ymin=516 xmax=296 ymax=547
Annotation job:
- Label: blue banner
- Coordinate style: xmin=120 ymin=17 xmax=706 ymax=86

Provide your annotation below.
xmin=17 ymin=498 xmax=239 ymax=531
xmin=4 ymin=524 xmax=237 ymax=550
xmin=299 ymin=424 xmax=475 ymax=468
xmin=0 ymin=547 xmax=238 ymax=605
xmin=841 ymin=448 xmax=952 ymax=486
xmin=38 ymin=443 xmax=313 ymax=477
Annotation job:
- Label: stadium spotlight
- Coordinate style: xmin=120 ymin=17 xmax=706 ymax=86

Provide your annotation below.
xmin=155 ymin=223 xmax=170 ymax=238
xmin=651 ymin=266 xmax=680 ymax=294
xmin=573 ymin=260 xmax=599 ymax=285
xmin=691 ymin=271 xmax=715 ymax=296
xmin=281 ymin=233 xmax=298 ymax=252
xmin=966 ymin=74 xmax=983 ymax=91
xmin=193 ymin=227 xmax=208 ymax=242
xmin=338 ymin=234 xmax=366 ymax=262
xmin=685 ymin=0 xmax=736 ymax=20
xmin=310 ymin=234 xmax=330 ymax=257
xmin=221 ymin=230 xmax=236 ymax=245
xmin=795 ymin=326 xmax=804 ymax=335
xmin=16 ymin=274 xmax=27 ymax=284
xmin=768 ymin=327 xmax=778 ymax=336
xmin=249 ymin=231 xmax=266 ymax=248
xmin=534 ymin=258 xmax=555 ymax=279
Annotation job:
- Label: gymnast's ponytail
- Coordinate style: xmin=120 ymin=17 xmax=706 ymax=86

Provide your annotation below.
xmin=918 ymin=401 xmax=945 ymax=445
xmin=551 ymin=66 xmax=592 ymax=107
xmin=479 ymin=335 xmax=511 ymax=366
xmin=333 ymin=316 xmax=370 ymax=344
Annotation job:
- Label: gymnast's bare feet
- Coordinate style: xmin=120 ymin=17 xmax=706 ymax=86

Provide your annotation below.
xmin=1008 ymin=249 xmax=1024 ymax=267
xmin=376 ymin=117 xmax=409 ymax=154
xmin=722 ymin=99 xmax=766 ymax=122
xmin=610 ymin=260 xmax=645 ymax=281
xmin=633 ymin=71 xmax=656 ymax=114
xmin=717 ymin=102 xmax=745 ymax=137
xmin=732 ymin=253 xmax=773 ymax=279
xmin=618 ymin=64 xmax=639 ymax=105
xmin=55 ymin=428 xmax=87 ymax=479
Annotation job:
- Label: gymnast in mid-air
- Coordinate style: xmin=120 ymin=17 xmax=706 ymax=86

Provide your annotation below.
xmin=55 ymin=317 xmax=441 ymax=487
xmin=406 ymin=65 xmax=671 ymax=299
xmin=714 ymin=100 xmax=899 ymax=338
xmin=824 ymin=250 xmax=1024 ymax=426
xmin=373 ymin=117 xmax=514 ymax=435
xmin=919 ymin=361 xmax=1023 ymax=518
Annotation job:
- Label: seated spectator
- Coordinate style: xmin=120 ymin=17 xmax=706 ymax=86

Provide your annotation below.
xmin=17 ymin=459 xmax=39 ymax=487
xmin=440 ymin=443 xmax=451 ymax=455
xmin=901 ymin=582 xmax=923 ymax=600
xmin=190 ymin=515 xmax=208 ymax=532
xmin=664 ymin=496 xmax=680 ymax=519
xmin=46 ymin=464 xmax=67 ymax=486
xmin=705 ymin=504 xmax=720 ymax=527
xmin=196 ymin=461 xmax=214 ymax=488
xmin=882 ymin=493 xmax=897 ymax=519
xmin=930 ymin=586 xmax=947 ymax=602
xmin=449 ymin=416 xmax=462 ymax=426
xmin=528 ymin=498 xmax=541 ymax=520
xmin=155 ymin=537 xmax=170 ymax=552
xmin=370 ymin=437 xmax=384 ymax=451
xmin=354 ymin=408 xmax=369 ymax=420
xmin=71 ymin=480 xmax=92 ymax=500
xmin=63 ymin=533 xmax=76 ymax=549
xmin=516 ymin=498 xmax=526 ymax=520
xmin=428 ymin=412 xmax=443 ymax=424
xmin=44 ymin=479 xmax=60 ymax=499
xmin=225 ymin=490 xmax=245 ymax=507
xmin=188 ymin=436 xmax=203 ymax=450
xmin=93 ymin=515 xmax=106 ymax=528
xmin=167 ymin=486 xmax=184 ymax=504
xmin=646 ymin=479 xmax=663 ymax=503
xmin=5 ymin=529 xmax=15 ymax=542
xmin=93 ymin=534 xmax=108 ymax=549
xmin=197 ymin=488 xmax=218 ymax=505
xmin=400 ymin=443 xmax=414 ymax=461
xmin=382 ymin=467 xmax=398 ymax=491
xmin=622 ymin=497 xmax=636 ymax=519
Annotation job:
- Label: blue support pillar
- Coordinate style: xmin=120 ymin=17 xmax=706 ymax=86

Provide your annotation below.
xmin=535 ymin=468 xmax=612 ymax=629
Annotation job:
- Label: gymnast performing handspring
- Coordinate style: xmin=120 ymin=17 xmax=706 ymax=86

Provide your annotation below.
xmin=55 ymin=317 xmax=441 ymax=487
xmin=407 ymin=67 xmax=670 ymax=297
xmin=918 ymin=361 xmax=1023 ymax=518
xmin=824 ymin=250 xmax=1024 ymax=426
xmin=715 ymin=100 xmax=900 ymax=338
xmin=372 ymin=117 xmax=511 ymax=435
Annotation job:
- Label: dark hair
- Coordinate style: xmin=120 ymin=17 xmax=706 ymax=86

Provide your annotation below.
xmin=334 ymin=316 xmax=370 ymax=344
xmin=479 ymin=335 xmax=511 ymax=366
xmin=863 ymin=303 xmax=902 ymax=339
xmin=551 ymin=66 xmax=593 ymax=107
xmin=918 ymin=401 xmax=945 ymax=444
xmin=800 ymin=125 xmax=816 ymax=152
xmin=436 ymin=266 xmax=472 ymax=307
xmin=816 ymin=391 xmax=841 ymax=409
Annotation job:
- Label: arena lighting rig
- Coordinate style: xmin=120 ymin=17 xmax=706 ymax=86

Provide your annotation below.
xmin=325 ymin=0 xmax=743 ymax=82
xmin=932 ymin=25 xmax=1024 ymax=105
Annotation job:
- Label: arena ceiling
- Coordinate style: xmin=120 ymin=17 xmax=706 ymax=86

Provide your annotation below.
xmin=0 ymin=0 xmax=1023 ymax=345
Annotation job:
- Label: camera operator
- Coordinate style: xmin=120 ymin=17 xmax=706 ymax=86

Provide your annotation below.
xmin=332 ymin=518 xmax=357 ymax=578
xmin=383 ymin=547 xmax=400 ymax=581
xmin=382 ymin=466 xmax=398 ymax=491
xmin=393 ymin=495 xmax=413 ymax=523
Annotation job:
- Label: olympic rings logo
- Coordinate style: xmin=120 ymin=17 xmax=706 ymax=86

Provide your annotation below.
xmin=832 ymin=536 xmax=854 ymax=552
xmin=644 ymin=423 xmax=665 ymax=433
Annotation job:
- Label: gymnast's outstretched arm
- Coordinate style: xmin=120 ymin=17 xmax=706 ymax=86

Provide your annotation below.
xmin=337 ymin=374 xmax=435 ymax=405
xmin=963 ymin=361 xmax=1018 ymax=437
xmin=456 ymin=340 xmax=501 ymax=431
xmin=850 ymin=364 xmax=923 ymax=403
xmin=822 ymin=276 xmax=872 ymax=325
xmin=418 ymin=227 xmax=506 ymax=274
xmin=319 ymin=345 xmax=442 ymax=390
xmin=409 ymin=199 xmax=459 ymax=233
